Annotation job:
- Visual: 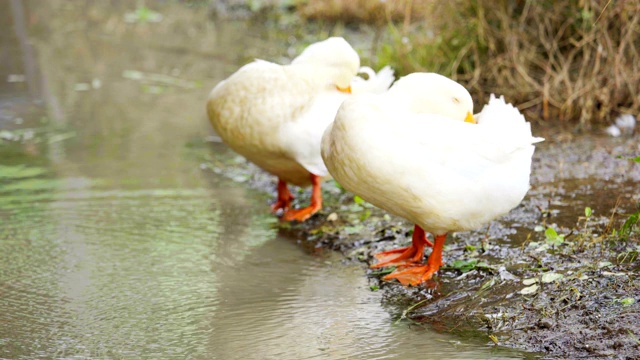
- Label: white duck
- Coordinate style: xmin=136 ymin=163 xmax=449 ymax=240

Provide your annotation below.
xmin=321 ymin=73 xmax=544 ymax=285
xmin=207 ymin=37 xmax=394 ymax=221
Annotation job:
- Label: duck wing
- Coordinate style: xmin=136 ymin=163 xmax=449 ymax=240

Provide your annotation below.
xmin=280 ymin=65 xmax=395 ymax=177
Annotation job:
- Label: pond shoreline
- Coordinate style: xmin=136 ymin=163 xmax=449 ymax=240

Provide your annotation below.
xmin=205 ymin=129 xmax=640 ymax=359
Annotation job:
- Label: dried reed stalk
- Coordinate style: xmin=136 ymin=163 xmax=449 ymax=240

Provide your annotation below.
xmin=382 ymin=0 xmax=640 ymax=126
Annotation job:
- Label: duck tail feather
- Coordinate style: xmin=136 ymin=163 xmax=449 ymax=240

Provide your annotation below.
xmin=476 ymin=94 xmax=545 ymax=144
xmin=351 ymin=66 xmax=395 ymax=95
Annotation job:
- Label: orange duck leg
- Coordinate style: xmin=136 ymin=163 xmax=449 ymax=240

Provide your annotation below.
xmin=271 ymin=178 xmax=295 ymax=213
xmin=371 ymin=225 xmax=434 ymax=268
xmin=282 ymin=173 xmax=322 ymax=222
xmin=383 ymin=233 xmax=447 ymax=286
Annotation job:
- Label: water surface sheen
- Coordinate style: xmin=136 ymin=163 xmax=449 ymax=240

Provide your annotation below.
xmin=1 ymin=1 xmax=530 ymax=359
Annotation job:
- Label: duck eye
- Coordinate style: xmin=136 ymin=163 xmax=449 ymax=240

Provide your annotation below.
xmin=452 ymin=97 xmax=461 ymax=104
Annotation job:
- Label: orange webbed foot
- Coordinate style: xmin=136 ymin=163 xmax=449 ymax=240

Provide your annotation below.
xmin=371 ymin=246 xmax=424 ymax=269
xmin=282 ymin=204 xmax=321 ymax=222
xmin=280 ymin=173 xmax=322 ymax=222
xmin=382 ymin=265 xmax=440 ymax=286
xmin=379 ymin=233 xmax=447 ymax=286
xmin=371 ymin=225 xmax=432 ymax=268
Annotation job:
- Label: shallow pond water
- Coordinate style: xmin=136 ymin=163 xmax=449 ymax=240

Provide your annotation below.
xmin=0 ymin=1 xmax=535 ymax=359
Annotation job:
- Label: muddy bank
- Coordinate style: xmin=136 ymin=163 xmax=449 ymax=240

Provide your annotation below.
xmin=203 ymin=131 xmax=640 ymax=359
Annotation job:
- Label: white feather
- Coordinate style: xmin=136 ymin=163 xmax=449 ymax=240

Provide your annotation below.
xmin=351 ymin=66 xmax=395 ymax=95
xmin=207 ymin=38 xmax=395 ymax=186
xmin=322 ymin=73 xmax=543 ymax=235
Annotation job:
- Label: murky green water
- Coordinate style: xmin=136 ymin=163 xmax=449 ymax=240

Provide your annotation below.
xmin=1 ymin=1 xmax=533 ymax=358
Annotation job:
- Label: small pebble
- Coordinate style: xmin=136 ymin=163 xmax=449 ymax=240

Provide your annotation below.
xmin=538 ymin=319 xmax=554 ymax=329
xmin=327 ymin=212 xmax=339 ymax=222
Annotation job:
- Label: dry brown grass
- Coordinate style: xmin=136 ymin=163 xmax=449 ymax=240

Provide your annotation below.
xmin=375 ymin=0 xmax=640 ymax=127
xmin=295 ymin=0 xmax=432 ymax=27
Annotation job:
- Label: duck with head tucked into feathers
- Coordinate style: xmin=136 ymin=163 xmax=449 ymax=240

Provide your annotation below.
xmin=207 ymin=37 xmax=394 ymax=221
xmin=321 ymin=72 xmax=544 ymax=285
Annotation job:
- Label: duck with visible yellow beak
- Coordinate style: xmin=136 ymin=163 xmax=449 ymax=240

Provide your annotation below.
xmin=207 ymin=37 xmax=394 ymax=221
xmin=321 ymin=72 xmax=544 ymax=285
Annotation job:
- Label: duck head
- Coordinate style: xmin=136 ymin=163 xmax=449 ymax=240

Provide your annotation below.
xmin=387 ymin=72 xmax=474 ymax=122
xmin=291 ymin=37 xmax=360 ymax=92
